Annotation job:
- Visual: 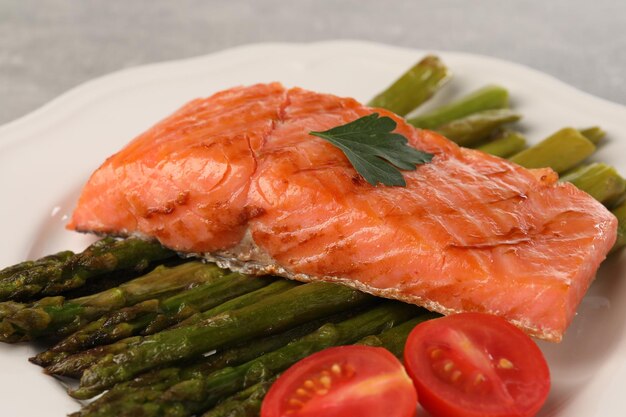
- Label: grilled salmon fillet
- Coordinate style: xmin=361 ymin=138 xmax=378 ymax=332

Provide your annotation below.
xmin=68 ymin=83 xmax=617 ymax=342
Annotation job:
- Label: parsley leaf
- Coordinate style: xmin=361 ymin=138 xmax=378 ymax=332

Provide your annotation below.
xmin=309 ymin=113 xmax=434 ymax=186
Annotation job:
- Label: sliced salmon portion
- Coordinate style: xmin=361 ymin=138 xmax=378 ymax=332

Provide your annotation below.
xmin=69 ymin=83 xmax=287 ymax=251
xmin=68 ymin=83 xmax=617 ymax=342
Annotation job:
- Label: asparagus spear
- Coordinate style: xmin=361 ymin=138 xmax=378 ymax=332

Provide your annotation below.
xmin=0 ymin=261 xmax=226 ymax=343
xmin=561 ymin=163 xmax=626 ymax=206
xmin=579 ymin=126 xmax=606 ymax=145
xmin=173 ymin=279 xmax=300 ymax=329
xmin=0 ymin=251 xmax=73 ymax=281
xmin=44 ymin=335 xmax=143 ymax=378
xmin=509 ymin=128 xmax=595 ymax=173
xmin=368 ymin=55 xmax=451 ymax=116
xmin=357 ymin=312 xmax=440 ymax=357
xmin=45 ymin=280 xmax=299 ymax=376
xmin=408 ymin=85 xmax=509 ymax=129
xmin=435 ymin=109 xmax=521 ymax=147
xmin=31 ymin=300 xmax=159 ymax=368
xmin=73 ymin=282 xmax=374 ymax=398
xmin=201 ymin=377 xmax=277 ymax=417
xmin=0 ymin=237 xmax=175 ymax=302
xmin=70 ymin=316 xmax=339 ymax=417
xmin=31 ymin=273 xmax=274 ymax=367
xmin=476 ymin=130 xmax=527 ymax=158
xmin=202 ymin=312 xmax=440 ymax=417
xmin=76 ymin=302 xmax=419 ymax=416
xmin=61 ymin=266 xmax=160 ymax=300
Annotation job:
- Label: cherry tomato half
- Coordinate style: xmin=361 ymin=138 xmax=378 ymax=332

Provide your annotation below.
xmin=404 ymin=312 xmax=550 ymax=417
xmin=261 ymin=345 xmax=417 ymax=417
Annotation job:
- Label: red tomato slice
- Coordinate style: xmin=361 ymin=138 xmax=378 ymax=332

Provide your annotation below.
xmin=261 ymin=345 xmax=417 ymax=417
xmin=404 ymin=313 xmax=550 ymax=417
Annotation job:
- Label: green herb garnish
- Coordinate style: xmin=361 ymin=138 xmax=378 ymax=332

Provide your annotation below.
xmin=310 ymin=113 xmax=434 ymax=186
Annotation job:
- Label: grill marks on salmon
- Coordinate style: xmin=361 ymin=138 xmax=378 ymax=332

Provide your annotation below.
xmin=68 ymin=83 xmax=617 ymax=342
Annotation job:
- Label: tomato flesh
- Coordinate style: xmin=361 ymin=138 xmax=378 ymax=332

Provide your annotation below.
xmin=261 ymin=345 xmax=417 ymax=417
xmin=404 ymin=313 xmax=550 ymax=417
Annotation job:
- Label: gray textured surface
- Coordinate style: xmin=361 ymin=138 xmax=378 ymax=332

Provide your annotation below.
xmin=1 ymin=0 xmax=624 ymax=124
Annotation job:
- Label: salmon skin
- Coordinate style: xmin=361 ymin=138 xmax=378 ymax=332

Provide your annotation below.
xmin=68 ymin=83 xmax=617 ymax=342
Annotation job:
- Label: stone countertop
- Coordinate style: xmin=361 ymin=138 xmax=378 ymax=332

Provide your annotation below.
xmin=1 ymin=0 xmax=624 ymax=124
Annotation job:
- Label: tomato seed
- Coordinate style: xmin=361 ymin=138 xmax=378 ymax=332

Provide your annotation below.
xmin=296 ymin=388 xmax=310 ymax=398
xmin=430 ymin=348 xmax=442 ymax=359
xmin=473 ymin=373 xmax=486 ymax=385
xmin=497 ymin=358 xmax=514 ymax=369
xmin=451 ymin=370 xmax=462 ymax=382
xmin=344 ymin=364 xmax=356 ymax=378
xmin=289 ymin=398 xmax=304 ymax=407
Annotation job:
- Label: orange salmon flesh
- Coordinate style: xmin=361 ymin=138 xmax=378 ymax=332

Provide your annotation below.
xmin=68 ymin=83 xmax=618 ymax=342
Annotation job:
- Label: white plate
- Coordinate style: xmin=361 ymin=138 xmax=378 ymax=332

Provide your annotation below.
xmin=1 ymin=40 xmax=626 ymax=417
